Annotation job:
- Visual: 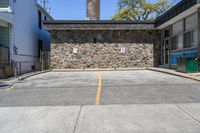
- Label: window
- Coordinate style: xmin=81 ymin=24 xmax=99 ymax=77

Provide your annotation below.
xmin=171 ymin=35 xmax=183 ymax=50
xmin=0 ymin=27 xmax=9 ymax=47
xmin=184 ymin=31 xmax=198 ymax=48
xmin=172 ymin=21 xmax=183 ymax=36
xmin=38 ymin=11 xmax=42 ymax=29
xmin=192 ymin=30 xmax=198 ymax=46
xmin=183 ymin=14 xmax=198 ymax=48
xmin=0 ymin=47 xmax=9 ymax=65
xmin=177 ymin=35 xmax=183 ymax=49
xmin=164 ymin=28 xmax=170 ymax=38
xmin=184 ymin=32 xmax=192 ymax=48
xmin=185 ymin=13 xmax=197 ymax=31
xmin=0 ymin=0 xmax=9 ymax=8
xmin=171 ymin=36 xmax=177 ymax=50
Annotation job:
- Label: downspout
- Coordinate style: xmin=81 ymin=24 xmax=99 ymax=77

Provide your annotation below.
xmin=198 ymin=7 xmax=200 ymax=58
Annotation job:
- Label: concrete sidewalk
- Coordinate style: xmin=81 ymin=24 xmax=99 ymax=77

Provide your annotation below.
xmin=148 ymin=67 xmax=200 ymax=81
xmin=0 ymin=104 xmax=200 ymax=133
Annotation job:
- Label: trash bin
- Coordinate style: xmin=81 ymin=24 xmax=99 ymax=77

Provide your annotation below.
xmin=177 ymin=57 xmax=186 ymax=72
xmin=177 ymin=57 xmax=199 ymax=73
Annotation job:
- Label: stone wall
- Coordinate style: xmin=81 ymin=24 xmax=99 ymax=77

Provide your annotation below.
xmin=50 ymin=30 xmax=161 ymax=69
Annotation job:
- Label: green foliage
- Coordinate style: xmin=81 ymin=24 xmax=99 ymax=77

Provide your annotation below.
xmin=112 ymin=0 xmax=176 ymax=20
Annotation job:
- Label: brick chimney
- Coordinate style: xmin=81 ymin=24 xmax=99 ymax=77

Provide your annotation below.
xmin=87 ymin=0 xmax=100 ymax=20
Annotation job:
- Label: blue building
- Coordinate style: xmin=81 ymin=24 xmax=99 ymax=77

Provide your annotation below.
xmin=0 ymin=0 xmax=53 ymax=78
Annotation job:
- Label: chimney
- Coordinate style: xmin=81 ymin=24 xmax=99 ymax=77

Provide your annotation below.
xmin=87 ymin=0 xmax=100 ymax=20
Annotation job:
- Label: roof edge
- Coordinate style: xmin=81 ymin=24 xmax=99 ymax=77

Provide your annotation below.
xmin=43 ymin=20 xmax=155 ymax=25
xmin=35 ymin=3 xmax=54 ymax=20
xmin=155 ymin=0 xmax=197 ymax=27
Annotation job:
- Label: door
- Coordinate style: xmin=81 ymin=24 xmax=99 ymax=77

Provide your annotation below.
xmin=38 ymin=40 xmax=43 ymax=58
xmin=162 ymin=39 xmax=169 ymax=65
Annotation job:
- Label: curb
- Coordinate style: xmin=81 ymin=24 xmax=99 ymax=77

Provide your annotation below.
xmin=18 ymin=70 xmax=52 ymax=80
xmin=52 ymin=68 xmax=146 ymax=72
xmin=0 ymin=70 xmax=52 ymax=86
xmin=116 ymin=68 xmax=146 ymax=71
xmin=147 ymin=68 xmax=200 ymax=82
xmin=0 ymin=83 xmax=10 ymax=87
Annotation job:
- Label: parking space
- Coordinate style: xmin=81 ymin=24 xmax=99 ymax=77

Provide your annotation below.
xmin=0 ymin=70 xmax=200 ymax=107
xmin=0 ymin=72 xmax=98 ymax=106
xmin=1 ymin=70 xmax=200 ymax=133
xmin=101 ymin=71 xmax=200 ymax=104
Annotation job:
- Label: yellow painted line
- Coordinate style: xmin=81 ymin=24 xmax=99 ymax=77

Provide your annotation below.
xmin=6 ymin=86 xmax=14 ymax=91
xmin=95 ymin=71 xmax=102 ymax=105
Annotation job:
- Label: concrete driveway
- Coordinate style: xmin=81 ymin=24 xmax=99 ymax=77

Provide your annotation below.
xmin=1 ymin=70 xmax=200 ymax=133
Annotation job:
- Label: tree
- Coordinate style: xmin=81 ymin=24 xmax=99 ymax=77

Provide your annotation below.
xmin=112 ymin=0 xmax=176 ymax=20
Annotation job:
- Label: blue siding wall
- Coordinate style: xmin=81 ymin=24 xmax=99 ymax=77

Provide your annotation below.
xmin=7 ymin=0 xmax=51 ymax=73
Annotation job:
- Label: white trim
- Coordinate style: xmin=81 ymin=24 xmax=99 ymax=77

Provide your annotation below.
xmin=171 ymin=46 xmax=198 ymax=52
xmin=0 ymin=16 xmax=14 ymax=24
xmin=0 ymin=7 xmax=12 ymax=13
xmin=44 ymin=28 xmax=157 ymax=30
xmin=171 ymin=51 xmax=198 ymax=55
xmin=0 ymin=20 xmax=8 ymax=27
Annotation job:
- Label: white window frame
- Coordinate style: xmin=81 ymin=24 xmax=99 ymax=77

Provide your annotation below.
xmin=0 ymin=0 xmax=13 ymax=13
xmin=183 ymin=13 xmax=198 ymax=49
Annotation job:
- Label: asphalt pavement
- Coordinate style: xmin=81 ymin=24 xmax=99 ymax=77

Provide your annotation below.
xmin=0 ymin=70 xmax=200 ymax=133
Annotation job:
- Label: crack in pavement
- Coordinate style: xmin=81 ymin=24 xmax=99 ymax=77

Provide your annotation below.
xmin=176 ymin=105 xmax=200 ymax=126
xmin=72 ymin=105 xmax=83 ymax=133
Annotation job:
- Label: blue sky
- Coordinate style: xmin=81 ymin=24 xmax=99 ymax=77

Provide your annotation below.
xmin=49 ymin=0 xmax=118 ymax=20
xmin=48 ymin=0 xmax=179 ymax=20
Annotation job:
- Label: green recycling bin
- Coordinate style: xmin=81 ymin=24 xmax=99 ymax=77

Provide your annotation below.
xmin=185 ymin=58 xmax=199 ymax=73
xmin=177 ymin=57 xmax=199 ymax=73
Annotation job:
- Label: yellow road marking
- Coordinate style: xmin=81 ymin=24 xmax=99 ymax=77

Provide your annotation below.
xmin=6 ymin=86 xmax=14 ymax=91
xmin=95 ymin=71 xmax=102 ymax=105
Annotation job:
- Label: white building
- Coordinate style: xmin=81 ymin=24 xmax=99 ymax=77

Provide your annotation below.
xmin=155 ymin=0 xmax=200 ymax=69
xmin=0 ymin=0 xmax=53 ymax=78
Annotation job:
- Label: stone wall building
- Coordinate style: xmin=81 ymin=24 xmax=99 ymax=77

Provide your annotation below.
xmin=45 ymin=21 xmax=161 ymax=69
xmin=44 ymin=0 xmax=200 ymax=70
